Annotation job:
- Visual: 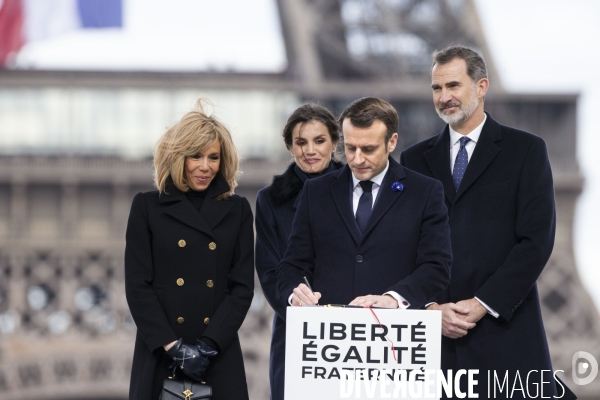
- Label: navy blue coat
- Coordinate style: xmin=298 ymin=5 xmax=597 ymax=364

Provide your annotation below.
xmin=401 ymin=114 xmax=575 ymax=398
xmin=255 ymin=161 xmax=342 ymax=400
xmin=277 ymin=157 xmax=452 ymax=311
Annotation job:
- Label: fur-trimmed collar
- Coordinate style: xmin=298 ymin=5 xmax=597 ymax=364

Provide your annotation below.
xmin=268 ymin=161 xmax=343 ymax=207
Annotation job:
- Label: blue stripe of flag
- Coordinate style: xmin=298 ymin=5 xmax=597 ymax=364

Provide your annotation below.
xmin=77 ymin=0 xmax=122 ymax=28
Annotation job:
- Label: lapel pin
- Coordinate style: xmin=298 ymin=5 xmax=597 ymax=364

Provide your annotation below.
xmin=391 ymin=182 xmax=404 ymax=192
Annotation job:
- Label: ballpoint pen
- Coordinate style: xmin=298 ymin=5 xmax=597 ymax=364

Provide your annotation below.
xmin=303 ymin=276 xmax=318 ymax=305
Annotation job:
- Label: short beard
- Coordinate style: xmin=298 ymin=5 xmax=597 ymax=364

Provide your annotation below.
xmin=436 ymin=91 xmax=479 ymax=127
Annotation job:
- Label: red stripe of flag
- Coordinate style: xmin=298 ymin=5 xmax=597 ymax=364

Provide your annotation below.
xmin=0 ymin=0 xmax=25 ymax=67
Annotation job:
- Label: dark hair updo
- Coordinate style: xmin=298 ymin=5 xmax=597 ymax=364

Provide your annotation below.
xmin=282 ymin=103 xmax=341 ymax=150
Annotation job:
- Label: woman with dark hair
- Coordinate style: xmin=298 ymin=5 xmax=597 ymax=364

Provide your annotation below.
xmin=125 ymin=99 xmax=254 ymax=400
xmin=255 ymin=103 xmax=342 ymax=400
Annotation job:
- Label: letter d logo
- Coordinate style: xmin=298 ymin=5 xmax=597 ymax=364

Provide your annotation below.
xmin=572 ymin=351 xmax=598 ymax=385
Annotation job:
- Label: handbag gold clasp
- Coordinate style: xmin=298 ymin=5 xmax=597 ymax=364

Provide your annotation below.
xmin=182 ymin=388 xmax=193 ymax=400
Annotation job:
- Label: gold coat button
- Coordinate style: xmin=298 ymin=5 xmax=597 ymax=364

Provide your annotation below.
xmin=204 ymin=317 xmax=210 ymax=325
xmin=206 ymin=280 xmax=214 ymax=288
xmin=178 ymin=239 xmax=186 ymax=248
xmin=208 ymin=242 xmax=217 ymax=250
xmin=176 ymin=278 xmax=184 ymax=286
xmin=177 ymin=317 xmax=185 ymax=324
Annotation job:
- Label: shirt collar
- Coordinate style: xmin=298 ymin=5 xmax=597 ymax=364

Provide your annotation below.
xmin=351 ymin=160 xmax=389 ymax=189
xmin=449 ymin=113 xmax=487 ymax=148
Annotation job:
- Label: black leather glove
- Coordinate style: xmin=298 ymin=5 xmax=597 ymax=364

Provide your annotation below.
xmin=166 ymin=338 xmax=210 ymax=381
xmin=183 ymin=340 xmax=219 ymax=380
xmin=196 ymin=339 xmax=218 ymax=358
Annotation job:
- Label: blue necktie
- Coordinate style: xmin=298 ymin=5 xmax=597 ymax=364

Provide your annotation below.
xmin=453 ymin=136 xmax=471 ymax=192
xmin=356 ymin=180 xmax=374 ymax=233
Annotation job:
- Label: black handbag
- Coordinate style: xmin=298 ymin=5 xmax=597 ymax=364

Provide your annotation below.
xmin=159 ymin=377 xmax=212 ymax=400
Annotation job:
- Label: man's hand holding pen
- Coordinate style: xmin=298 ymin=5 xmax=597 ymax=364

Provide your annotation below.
xmin=292 ymin=277 xmax=321 ymax=306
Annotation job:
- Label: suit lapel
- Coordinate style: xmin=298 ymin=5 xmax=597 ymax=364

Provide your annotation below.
xmin=454 ymin=114 xmax=502 ymax=202
xmin=330 ymin=166 xmax=362 ymax=245
xmin=424 ymin=128 xmax=456 ymax=204
xmin=361 ymin=158 xmax=406 ymax=239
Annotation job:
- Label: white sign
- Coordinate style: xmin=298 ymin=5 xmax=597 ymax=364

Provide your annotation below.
xmin=285 ymin=307 xmax=442 ymax=400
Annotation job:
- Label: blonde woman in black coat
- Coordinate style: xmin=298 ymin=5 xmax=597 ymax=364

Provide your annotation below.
xmin=255 ymin=104 xmax=342 ymax=400
xmin=125 ymin=99 xmax=254 ymax=400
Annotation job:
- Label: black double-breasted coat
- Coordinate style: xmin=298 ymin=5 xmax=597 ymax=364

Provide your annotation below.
xmin=401 ymin=114 xmax=575 ymax=398
xmin=125 ymin=174 xmax=254 ymax=400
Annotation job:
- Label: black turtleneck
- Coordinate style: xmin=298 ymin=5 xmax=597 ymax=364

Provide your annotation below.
xmin=185 ymin=188 xmax=208 ymax=212
xmin=294 ymin=161 xmax=337 ymax=183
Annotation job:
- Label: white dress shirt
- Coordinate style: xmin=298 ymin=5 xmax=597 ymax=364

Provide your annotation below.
xmin=351 ymin=162 xmax=388 ymax=214
xmin=449 ymin=114 xmax=486 ymax=175
xmin=447 ymin=114 xmax=499 ymax=318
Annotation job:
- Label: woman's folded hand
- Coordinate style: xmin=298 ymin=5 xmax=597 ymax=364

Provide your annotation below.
xmin=165 ymin=338 xmax=210 ymax=381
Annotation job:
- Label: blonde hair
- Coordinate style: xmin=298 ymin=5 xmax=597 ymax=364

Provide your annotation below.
xmin=153 ymin=98 xmax=239 ymax=198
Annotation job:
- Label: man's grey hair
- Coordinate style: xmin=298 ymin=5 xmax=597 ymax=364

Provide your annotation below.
xmin=432 ymin=45 xmax=488 ymax=83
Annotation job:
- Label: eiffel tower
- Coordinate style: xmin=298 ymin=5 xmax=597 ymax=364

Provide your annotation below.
xmin=0 ymin=0 xmax=598 ymax=399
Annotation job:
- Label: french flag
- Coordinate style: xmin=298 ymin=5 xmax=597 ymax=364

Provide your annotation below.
xmin=0 ymin=0 xmax=122 ymax=67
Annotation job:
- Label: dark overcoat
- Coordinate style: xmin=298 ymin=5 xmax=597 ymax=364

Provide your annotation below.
xmin=125 ymin=174 xmax=254 ymax=400
xmin=277 ymin=157 xmax=452 ymax=310
xmin=401 ymin=113 xmax=575 ymax=398
xmin=255 ymin=161 xmax=342 ymax=400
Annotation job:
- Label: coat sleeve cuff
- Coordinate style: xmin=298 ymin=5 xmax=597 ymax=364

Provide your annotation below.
xmin=200 ymin=336 xmax=220 ymax=353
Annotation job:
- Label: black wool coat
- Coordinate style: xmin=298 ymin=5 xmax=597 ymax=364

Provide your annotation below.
xmin=255 ymin=161 xmax=342 ymax=400
xmin=401 ymin=113 xmax=575 ymax=399
xmin=125 ymin=173 xmax=254 ymax=400
xmin=277 ymin=157 xmax=452 ymax=311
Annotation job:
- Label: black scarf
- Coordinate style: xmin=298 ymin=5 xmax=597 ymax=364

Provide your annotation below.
xmin=268 ymin=160 xmax=343 ymax=207
xmin=293 ymin=162 xmax=337 ymax=183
